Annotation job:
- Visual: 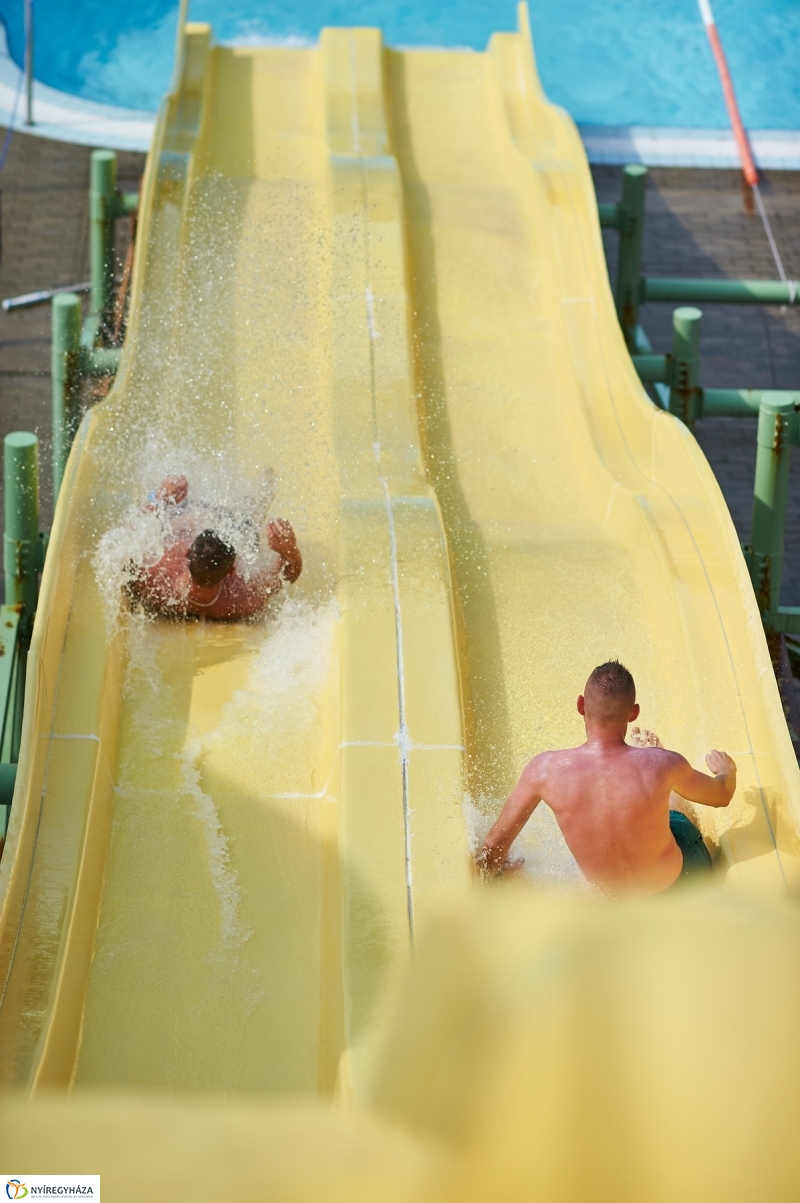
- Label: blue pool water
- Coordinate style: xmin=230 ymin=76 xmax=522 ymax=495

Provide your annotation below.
xmin=0 ymin=0 xmax=798 ymax=128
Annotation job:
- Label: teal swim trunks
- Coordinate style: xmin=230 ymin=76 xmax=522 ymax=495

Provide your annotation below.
xmin=668 ymin=809 xmax=713 ymax=884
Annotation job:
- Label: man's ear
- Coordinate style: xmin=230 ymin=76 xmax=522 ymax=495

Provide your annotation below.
xmin=577 ymin=695 xmax=586 ymax=716
xmin=630 ymin=702 xmax=640 ymax=722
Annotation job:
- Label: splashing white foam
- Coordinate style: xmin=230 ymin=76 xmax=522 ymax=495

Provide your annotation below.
xmin=202 ymin=595 xmax=340 ymax=780
xmin=178 ymin=737 xmax=250 ymax=947
xmin=464 ymin=794 xmax=590 ymax=890
xmin=92 ymin=441 xmax=280 ymax=633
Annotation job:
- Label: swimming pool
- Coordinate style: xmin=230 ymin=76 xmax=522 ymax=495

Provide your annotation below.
xmin=0 ymin=0 xmax=797 ymax=128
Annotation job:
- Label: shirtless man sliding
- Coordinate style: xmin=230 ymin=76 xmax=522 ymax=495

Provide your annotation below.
xmin=129 ymin=474 xmax=302 ymax=620
xmin=478 ymin=661 xmax=736 ymax=896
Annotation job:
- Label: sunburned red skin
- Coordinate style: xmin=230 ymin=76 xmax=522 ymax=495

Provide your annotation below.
xmin=479 ymin=686 xmax=736 ymax=897
xmin=129 ymin=476 xmax=302 ymax=620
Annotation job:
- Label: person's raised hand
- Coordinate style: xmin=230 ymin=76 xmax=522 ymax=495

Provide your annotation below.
xmin=266 ymin=518 xmax=297 ymax=558
xmin=706 ymin=749 xmax=736 ymax=777
xmin=156 ymin=475 xmax=189 ymax=505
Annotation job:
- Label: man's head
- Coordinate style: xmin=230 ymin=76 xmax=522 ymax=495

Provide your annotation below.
xmin=187 ymin=530 xmax=236 ymax=587
xmin=577 ymin=660 xmax=639 ymax=730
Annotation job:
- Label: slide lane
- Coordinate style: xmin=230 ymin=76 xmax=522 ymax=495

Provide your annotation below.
xmin=0 ymin=24 xmax=468 ymax=1094
xmin=387 ymin=7 xmax=800 ymax=888
xmin=0 ymin=4 xmax=798 ymax=1099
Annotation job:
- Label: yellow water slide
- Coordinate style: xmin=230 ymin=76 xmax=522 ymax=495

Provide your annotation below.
xmin=1 ymin=0 xmax=799 ymax=1157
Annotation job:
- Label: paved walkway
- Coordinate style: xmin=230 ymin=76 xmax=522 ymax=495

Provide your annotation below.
xmin=0 ymin=131 xmax=144 ymax=525
xmin=594 ymin=165 xmax=800 ymax=605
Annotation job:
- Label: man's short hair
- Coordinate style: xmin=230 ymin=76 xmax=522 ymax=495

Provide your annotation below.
xmin=584 ymin=660 xmax=636 ymax=721
xmin=187 ymin=530 xmax=236 ymax=587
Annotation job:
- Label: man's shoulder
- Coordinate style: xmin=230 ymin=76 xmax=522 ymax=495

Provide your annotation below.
xmin=629 ymin=744 xmax=688 ymax=776
xmin=522 ymin=746 xmax=581 ymax=781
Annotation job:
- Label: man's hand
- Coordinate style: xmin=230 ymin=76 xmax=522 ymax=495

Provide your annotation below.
xmin=474 ymin=847 xmax=524 ymax=880
xmin=155 ymin=475 xmax=189 ymax=505
xmin=706 ymin=749 xmax=736 ymax=779
xmin=267 ymin=518 xmax=302 ymax=583
xmin=267 ymin=518 xmax=295 ymax=555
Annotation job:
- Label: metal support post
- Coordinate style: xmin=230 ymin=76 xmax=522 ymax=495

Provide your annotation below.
xmin=4 ymin=433 xmax=39 ymax=623
xmin=24 ymin=0 xmax=33 ymax=127
xmin=668 ymin=307 xmax=702 ymax=426
xmin=90 ymin=149 xmax=117 ymax=332
xmin=745 ymin=394 xmax=795 ymax=615
xmin=52 ymin=293 xmax=82 ymax=500
xmin=615 ymin=165 xmax=648 ymax=349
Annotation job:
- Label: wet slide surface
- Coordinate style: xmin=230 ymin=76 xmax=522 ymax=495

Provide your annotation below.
xmin=0 ymin=7 xmax=798 ymax=1095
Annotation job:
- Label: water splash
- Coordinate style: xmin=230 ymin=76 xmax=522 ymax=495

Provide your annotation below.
xmin=92 ymin=438 xmax=279 ymax=631
xmin=201 ymin=595 xmax=340 ymax=793
xmin=178 ymin=737 xmax=250 ymax=947
xmin=464 ymin=794 xmax=589 ymax=890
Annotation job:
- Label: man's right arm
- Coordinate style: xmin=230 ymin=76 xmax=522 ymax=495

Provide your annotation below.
xmin=668 ymin=749 xmax=736 ymax=808
xmin=478 ymin=757 xmax=545 ymax=876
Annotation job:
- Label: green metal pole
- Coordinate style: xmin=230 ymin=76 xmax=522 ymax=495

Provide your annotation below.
xmin=52 ymin=293 xmax=82 ymax=500
xmin=598 ymin=202 xmax=622 ymax=230
xmin=643 ymin=278 xmax=800 ymax=306
xmin=89 ymin=149 xmax=117 ymax=332
xmin=0 ymin=763 xmax=17 ymax=844
xmin=700 ymin=389 xmax=800 ymax=418
xmin=631 ymin=354 xmax=670 ymax=384
xmin=4 ymin=433 xmax=39 ymax=623
xmin=668 ymin=307 xmax=702 ymax=426
xmin=615 ymin=165 xmax=648 ymax=350
xmin=746 ymin=393 xmax=795 ymax=614
xmin=84 ymin=346 xmax=122 ymax=376
xmin=701 ymin=389 xmax=763 ymax=417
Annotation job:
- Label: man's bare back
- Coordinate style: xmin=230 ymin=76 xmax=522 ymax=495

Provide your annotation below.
xmin=479 ymin=661 xmax=736 ymax=896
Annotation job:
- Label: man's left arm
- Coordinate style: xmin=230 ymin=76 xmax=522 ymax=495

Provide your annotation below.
xmin=267 ymin=519 xmax=302 ymax=583
xmin=669 ymin=749 xmax=736 ymax=808
xmin=478 ymin=759 xmax=544 ymax=877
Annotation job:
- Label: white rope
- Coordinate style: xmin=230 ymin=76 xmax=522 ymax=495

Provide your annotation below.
xmin=752 ymin=182 xmax=793 ymax=299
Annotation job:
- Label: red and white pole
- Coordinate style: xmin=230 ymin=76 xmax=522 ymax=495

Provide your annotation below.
xmin=697 ymin=0 xmax=792 ymax=289
xmin=697 ymin=0 xmax=758 ymax=187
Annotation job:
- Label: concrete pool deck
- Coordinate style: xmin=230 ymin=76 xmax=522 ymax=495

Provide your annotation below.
xmin=0 ymin=131 xmax=798 ymax=604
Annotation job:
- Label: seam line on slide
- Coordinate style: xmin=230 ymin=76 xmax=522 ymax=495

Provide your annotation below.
xmin=349 ymin=30 xmax=415 ymax=948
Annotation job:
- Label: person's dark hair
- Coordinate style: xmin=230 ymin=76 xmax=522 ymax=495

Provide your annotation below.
xmin=187 ymin=530 xmax=236 ymax=587
xmin=584 ymin=660 xmax=636 ymax=721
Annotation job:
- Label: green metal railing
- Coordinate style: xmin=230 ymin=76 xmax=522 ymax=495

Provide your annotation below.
xmin=601 ymin=165 xmax=799 ymax=350
xmin=52 ymin=149 xmax=135 ymax=498
xmin=743 ymin=395 xmax=798 ymax=622
xmin=52 ymin=293 xmax=121 ymax=496
xmin=643 ymin=278 xmax=798 ymax=306
xmin=0 ymin=150 xmax=136 ymax=851
xmin=88 ymin=149 xmax=139 ymax=341
xmin=601 ymin=170 xmax=800 ymax=642
xmin=0 ymin=433 xmax=47 ymax=844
